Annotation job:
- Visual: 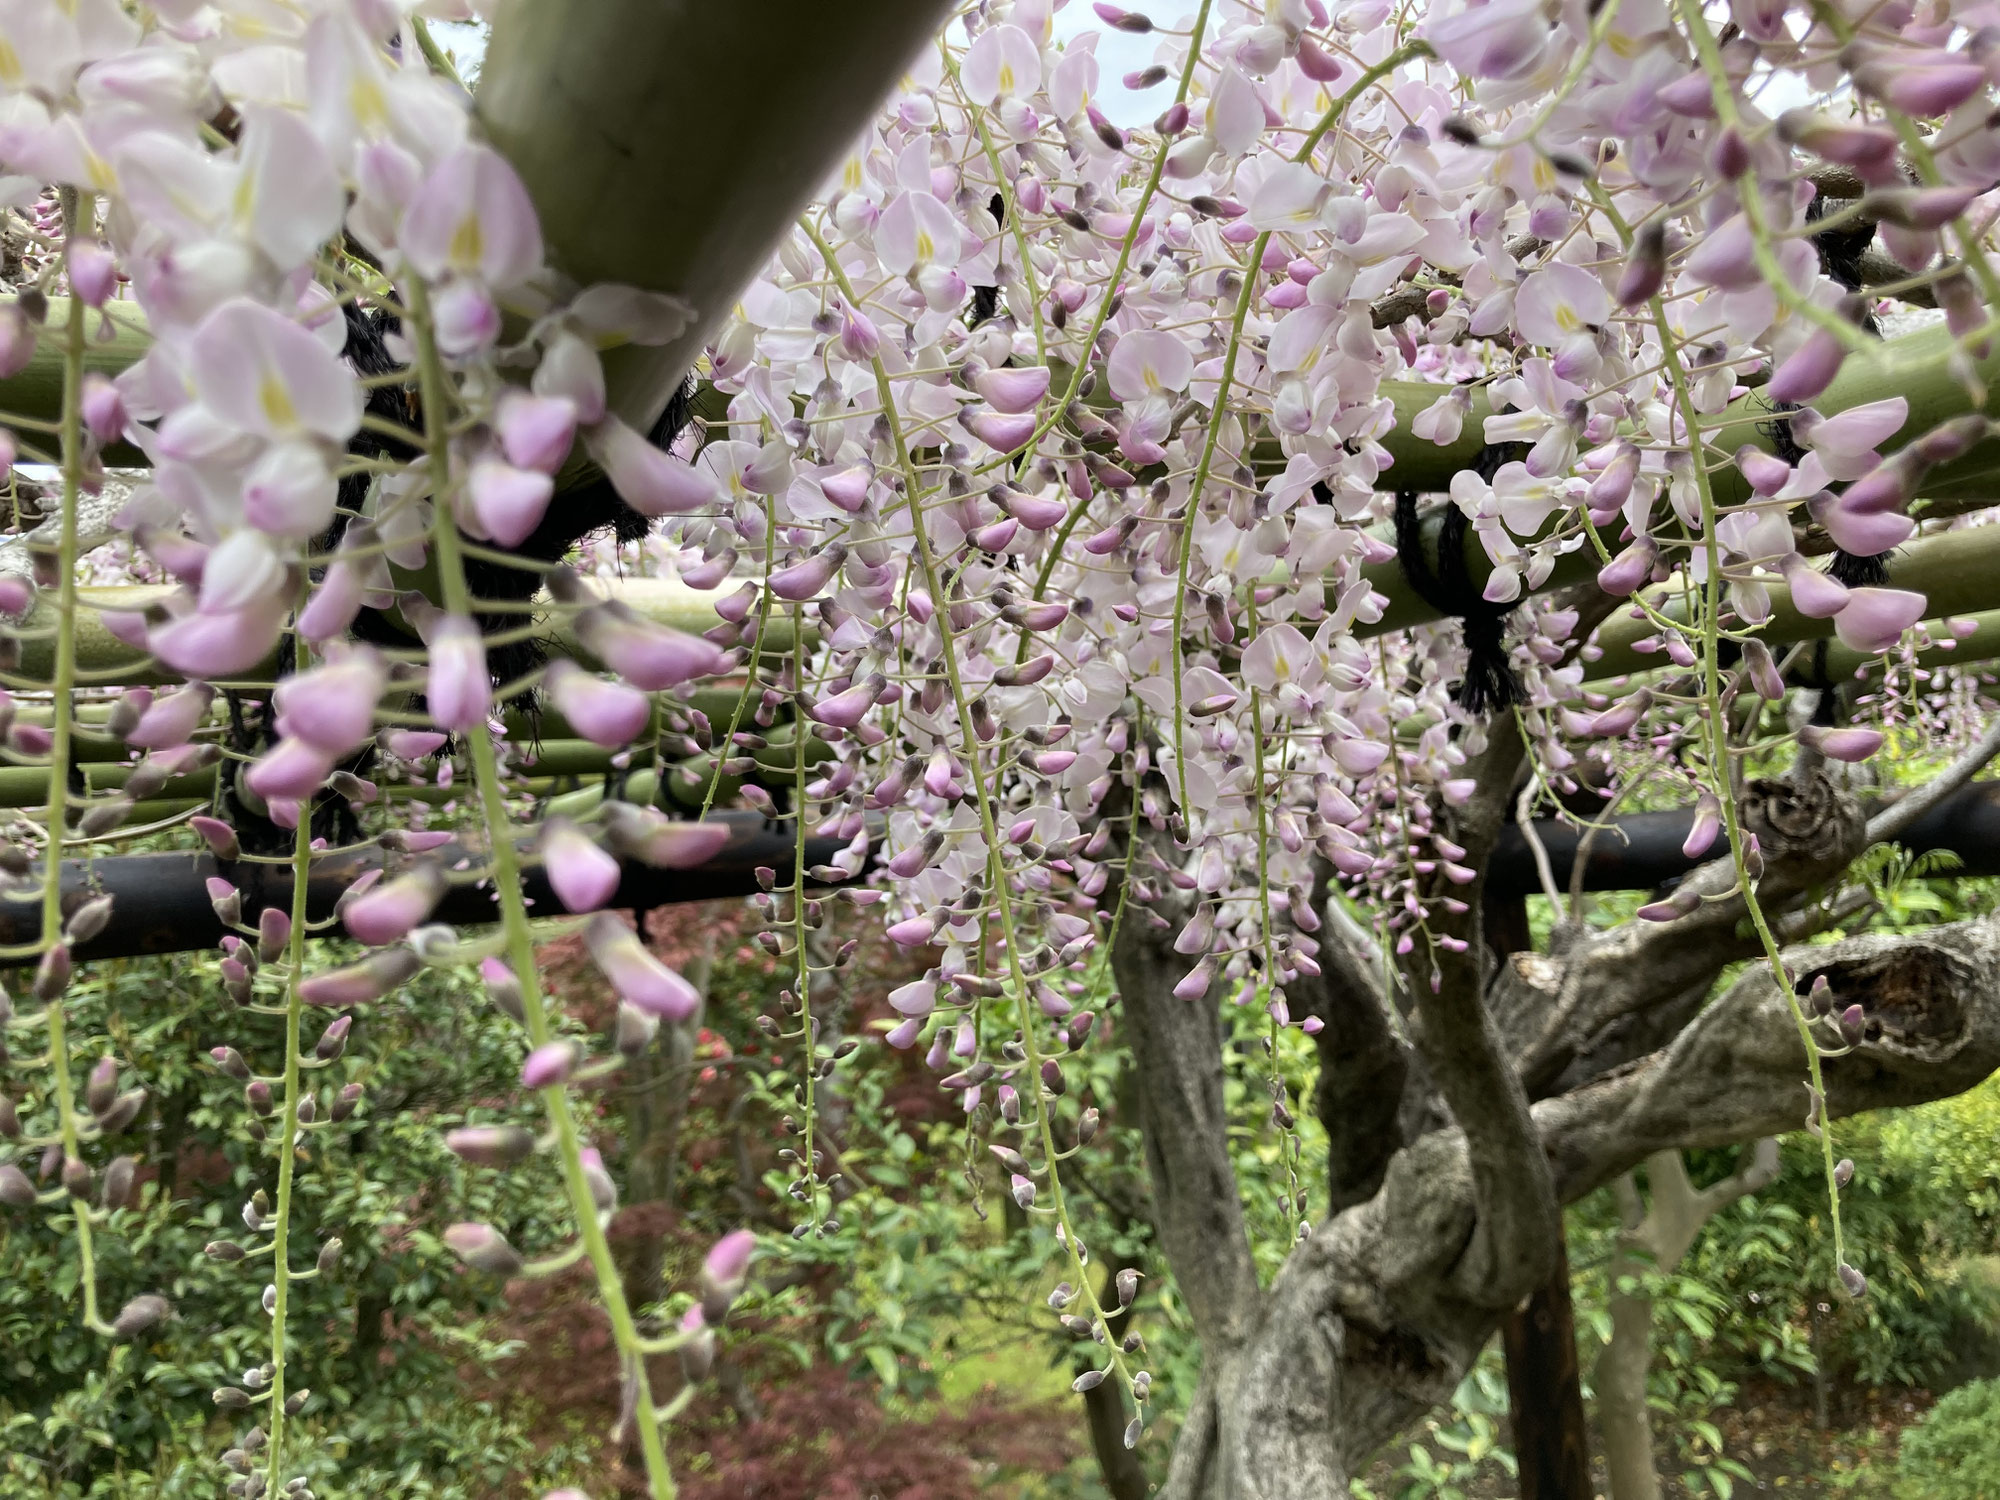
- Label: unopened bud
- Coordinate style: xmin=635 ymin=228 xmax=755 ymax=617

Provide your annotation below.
xmin=33 ymin=943 xmax=70 ymax=1002
xmin=64 ymin=894 xmax=113 ymax=945
xmin=84 ymin=1056 xmax=118 ymax=1115
xmin=445 ymin=1124 xmax=536 ymax=1168
xmin=111 ymin=1293 xmax=171 ymax=1341
xmin=101 ymin=1154 xmax=136 ymax=1210
xmin=443 ymin=1222 xmax=524 ymax=1275
xmin=317 ymin=1237 xmax=343 ymax=1274
xmin=314 ymin=1016 xmax=351 ymax=1061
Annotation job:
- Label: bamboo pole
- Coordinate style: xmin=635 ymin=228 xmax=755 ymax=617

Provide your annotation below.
xmin=475 ymin=0 xmax=959 ymax=439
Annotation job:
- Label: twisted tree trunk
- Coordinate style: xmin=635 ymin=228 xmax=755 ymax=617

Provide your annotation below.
xmin=1106 ymin=706 xmax=2000 ymax=1498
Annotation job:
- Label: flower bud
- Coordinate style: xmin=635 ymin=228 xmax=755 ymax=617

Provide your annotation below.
xmin=678 ymin=1305 xmax=716 ymax=1383
xmin=111 ymin=1294 xmax=170 ymax=1340
xmin=342 ymin=865 xmax=445 ymax=946
xmin=62 ymin=1155 xmax=92 ymax=1199
xmin=1615 ymin=220 xmax=1667 ymax=307
xmin=191 ymin=816 xmax=241 ymax=861
xmin=521 ymin=1040 xmax=577 ymax=1090
xmin=101 ymin=1154 xmax=136 ymax=1210
xmin=331 ymin=1082 xmax=364 ymax=1122
xmin=256 ymin=907 xmax=291 ymax=964
xmin=33 ymin=943 xmax=70 ymax=1002
xmin=1834 ymin=1157 xmax=1855 ymax=1189
xmin=85 ymin=1056 xmax=118 ymax=1116
xmin=445 ymin=1124 xmax=537 ymax=1168
xmin=64 ymin=894 xmax=113 ymax=946
xmin=700 ymin=1228 xmax=757 ymax=1322
xmin=1838 ymin=1262 xmax=1868 ymax=1299
xmin=443 ymin=1222 xmax=524 ymax=1275
xmin=0 ymin=1163 xmax=34 ymax=1206
xmin=314 ymin=1016 xmax=351 ymax=1061
xmin=207 ymin=879 xmax=243 ymax=927
xmin=98 ymin=1089 xmax=145 ymax=1135
xmin=298 ymin=948 xmax=420 ymax=1007
xmin=1741 ymin=639 xmax=1786 ymax=700
xmin=481 ymin=957 xmax=527 ymax=1023
xmin=317 ymin=1237 xmax=343 ymax=1273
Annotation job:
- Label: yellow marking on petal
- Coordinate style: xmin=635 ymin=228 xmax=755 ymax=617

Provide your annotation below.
xmin=259 ymin=374 xmax=298 ymax=430
xmin=449 ymin=214 xmax=483 ymax=272
xmin=843 ymin=157 xmax=864 ymax=192
xmin=998 ymin=63 xmax=1015 ymax=94
xmin=0 ymin=40 xmax=22 ymax=89
xmin=86 ymin=149 xmax=116 ymax=195
xmin=350 ymin=76 xmax=389 ymax=134
xmin=1555 ymin=306 xmax=1581 ymax=333
xmin=915 ymin=229 xmax=935 ymax=263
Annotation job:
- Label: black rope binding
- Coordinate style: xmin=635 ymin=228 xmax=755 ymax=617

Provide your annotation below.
xmin=1387 ymin=441 xmax=1530 ymax=716
xmin=1789 ymin=194 xmax=1894 ymax=586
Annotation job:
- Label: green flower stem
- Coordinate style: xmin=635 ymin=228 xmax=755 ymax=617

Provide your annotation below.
xmin=262 ymin=628 xmax=316 ymax=1493
xmin=970 ymin=0 xmax=1215 ymax=481
xmin=43 ymin=219 xmax=110 ymax=1338
xmin=805 ymin=218 xmax=1139 ymax=1408
xmin=787 ymin=602 xmax=824 ymax=1233
xmin=1167 ymin=39 xmax=1431 ymax=827
xmin=1596 ymin=186 xmax=1852 ymax=1280
xmin=407 ymin=279 xmax=679 ymax=1499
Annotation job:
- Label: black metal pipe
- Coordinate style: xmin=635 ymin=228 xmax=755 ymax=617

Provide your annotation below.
xmin=1486 ymin=780 xmax=2000 ymax=896
xmin=11 ymin=784 xmax=1998 ymax=965
xmin=2 ymin=811 xmax=851 ymax=967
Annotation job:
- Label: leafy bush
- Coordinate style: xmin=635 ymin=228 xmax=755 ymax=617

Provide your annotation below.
xmin=1895 ymin=1376 xmax=2000 ymax=1500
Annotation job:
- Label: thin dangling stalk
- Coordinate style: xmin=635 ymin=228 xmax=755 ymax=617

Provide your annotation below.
xmin=42 ymin=193 xmax=110 ymax=1337
xmin=262 ymin=625 xmax=316 ymax=1492
xmin=406 ymin=278 xmax=679 ymax=1498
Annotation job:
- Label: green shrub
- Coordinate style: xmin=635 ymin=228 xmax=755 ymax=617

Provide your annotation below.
xmin=1896 ymin=1377 xmax=2000 ymax=1500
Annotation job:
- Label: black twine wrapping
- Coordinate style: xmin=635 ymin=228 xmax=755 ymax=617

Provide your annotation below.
xmin=1387 ymin=442 xmax=1529 ymax=716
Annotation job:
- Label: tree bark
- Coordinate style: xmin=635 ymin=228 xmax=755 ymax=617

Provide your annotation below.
xmin=1503 ymin=1235 xmax=1593 ymax=1500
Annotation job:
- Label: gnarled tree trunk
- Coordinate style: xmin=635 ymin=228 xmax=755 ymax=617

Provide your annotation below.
xmin=1106 ymin=694 xmax=2000 ymax=1499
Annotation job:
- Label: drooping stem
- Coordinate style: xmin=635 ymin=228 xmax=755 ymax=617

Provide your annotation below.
xmin=406 ymin=279 xmax=679 ymax=1498
xmin=42 ymin=200 xmax=110 ymax=1338
xmin=263 ymin=629 xmax=316 ymax=1492
xmin=805 ymin=217 xmax=1141 ymax=1413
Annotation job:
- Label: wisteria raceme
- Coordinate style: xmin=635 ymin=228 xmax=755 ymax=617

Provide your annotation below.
xmin=0 ymin=0 xmax=1998 ymax=1492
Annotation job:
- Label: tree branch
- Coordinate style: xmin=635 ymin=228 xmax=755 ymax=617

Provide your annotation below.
xmin=1868 ymin=715 xmax=2000 ymax=844
xmin=1109 ymin=883 xmax=1261 ymax=1351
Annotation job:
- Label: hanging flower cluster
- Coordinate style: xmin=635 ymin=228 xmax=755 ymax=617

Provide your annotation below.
xmin=0 ymin=0 xmax=1996 ymax=1492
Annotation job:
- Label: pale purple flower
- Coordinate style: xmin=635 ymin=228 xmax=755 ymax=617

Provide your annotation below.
xmin=188 ymin=299 xmax=362 ymax=444
xmin=1108 ymin=330 xmax=1194 ymax=402
xmin=974 ymin=364 xmax=1051 ymax=414
xmin=496 ymin=391 xmax=578 ymax=474
xmin=544 ymin=660 xmax=650 ymax=748
xmin=583 ymin=417 xmax=721 ymax=515
xmin=343 ymin=867 xmax=444 ymax=947
xmin=1801 ymin=724 xmax=1884 ymax=762
xmin=541 ymin=818 xmax=621 ymax=913
xmin=426 ymin=615 xmax=491 ymax=733
xmin=67 ymin=239 xmax=116 ymax=307
xmin=521 ymin=1040 xmax=578 ymax=1090
xmin=573 ymin=603 xmax=723 ymax=690
xmin=400 ymin=144 xmax=544 ymax=291
xmin=1766 ymin=326 xmax=1848 ymax=405
xmin=586 ymin=912 xmax=699 ymax=1020
xmin=272 ymin=647 xmax=385 ymax=756
xmin=1832 ymin=586 xmax=1927 ymax=653
xmin=126 ymin=682 xmax=213 ymax=751
xmin=1782 ymin=556 xmax=1850 ymax=620
xmin=463 ymin=459 xmax=555 ymax=547
xmin=244 ymin=738 xmax=335 ymax=801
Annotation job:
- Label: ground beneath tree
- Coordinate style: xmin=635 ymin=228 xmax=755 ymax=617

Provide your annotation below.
xmin=1357 ymin=1377 xmax=1933 ymax=1499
